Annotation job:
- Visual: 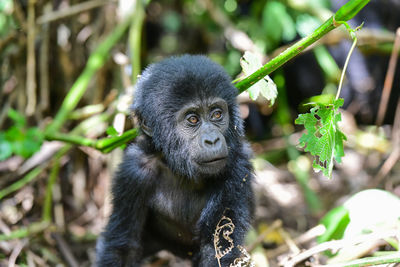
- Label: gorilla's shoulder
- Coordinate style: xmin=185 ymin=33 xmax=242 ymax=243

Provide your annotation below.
xmin=114 ymin=142 xmax=159 ymax=185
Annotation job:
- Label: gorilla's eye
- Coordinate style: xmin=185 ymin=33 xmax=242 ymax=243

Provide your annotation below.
xmin=187 ymin=115 xmax=199 ymax=125
xmin=211 ymin=110 xmax=223 ymax=120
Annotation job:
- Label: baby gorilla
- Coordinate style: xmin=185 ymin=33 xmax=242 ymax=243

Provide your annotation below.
xmin=96 ymin=55 xmax=254 ymax=266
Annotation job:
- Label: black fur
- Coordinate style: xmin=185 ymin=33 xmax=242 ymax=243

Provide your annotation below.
xmin=96 ymin=55 xmax=254 ymax=266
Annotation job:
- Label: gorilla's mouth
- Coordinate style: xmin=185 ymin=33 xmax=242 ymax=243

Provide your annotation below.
xmin=200 ymin=157 xmax=227 ymax=165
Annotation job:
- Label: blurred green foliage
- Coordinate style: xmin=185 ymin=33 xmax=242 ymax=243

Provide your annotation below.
xmin=0 ymin=0 xmax=14 ymax=37
xmin=0 ymin=109 xmax=44 ymax=160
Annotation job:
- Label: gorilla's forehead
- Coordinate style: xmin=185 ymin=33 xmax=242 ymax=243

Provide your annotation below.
xmin=176 ymin=97 xmax=227 ymax=112
xmin=133 ymin=55 xmax=239 ymax=118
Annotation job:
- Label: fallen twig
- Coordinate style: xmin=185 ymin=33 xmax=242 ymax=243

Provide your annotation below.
xmin=8 ymin=239 xmax=27 ymax=267
xmin=247 ymin=220 xmax=282 ymax=252
xmin=52 ymin=232 xmax=80 ymax=267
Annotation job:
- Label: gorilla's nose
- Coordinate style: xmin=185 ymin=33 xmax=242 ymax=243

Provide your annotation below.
xmin=202 ymin=132 xmax=221 ymax=147
xmin=204 ymin=136 xmax=220 ymax=146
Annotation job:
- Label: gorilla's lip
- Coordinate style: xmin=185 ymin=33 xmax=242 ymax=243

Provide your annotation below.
xmin=199 ymin=157 xmax=227 ymax=164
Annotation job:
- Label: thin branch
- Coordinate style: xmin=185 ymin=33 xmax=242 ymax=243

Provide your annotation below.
xmin=45 ymin=128 xmax=139 ymax=153
xmin=336 ymin=37 xmax=358 ymax=100
xmin=36 ymin=0 xmax=115 ymax=24
xmin=39 ymin=3 xmax=52 ymax=113
xmin=372 ymin=98 xmax=400 ymax=186
xmin=25 ymin=0 xmax=37 ymax=116
xmin=42 ymin=159 xmax=61 ymax=222
xmin=246 ymin=220 xmax=282 ymax=252
xmin=129 ymin=0 xmax=146 ymax=84
xmin=376 ymin=27 xmax=400 ymax=126
xmin=0 ymin=165 xmax=46 ymax=200
xmin=52 ymin=233 xmax=79 ymax=267
xmin=0 ymin=221 xmax=50 ymax=241
xmin=8 ymin=239 xmax=27 ymax=267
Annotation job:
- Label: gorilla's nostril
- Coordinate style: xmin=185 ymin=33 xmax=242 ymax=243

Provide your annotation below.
xmin=205 ymin=137 xmax=219 ymax=146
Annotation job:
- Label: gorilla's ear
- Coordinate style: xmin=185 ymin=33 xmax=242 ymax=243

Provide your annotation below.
xmin=141 ymin=120 xmax=153 ymax=137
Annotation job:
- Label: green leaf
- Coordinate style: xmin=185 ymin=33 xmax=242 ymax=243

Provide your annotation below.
xmin=0 ymin=134 xmax=12 ymax=161
xmin=295 ymin=98 xmax=346 ymax=178
xmin=7 ymin=108 xmax=26 ymax=127
xmin=22 ymin=128 xmax=44 ymax=158
xmin=106 ymin=126 xmax=119 ymax=137
xmin=240 ymin=51 xmax=277 ymax=104
xmin=3 ymin=127 xmax=44 ymax=159
xmin=262 ymin=1 xmax=296 ymax=43
xmin=318 ymin=205 xmax=350 ymax=243
xmin=5 ymin=126 xmax=24 ymax=142
xmin=334 ymin=0 xmax=370 ymax=22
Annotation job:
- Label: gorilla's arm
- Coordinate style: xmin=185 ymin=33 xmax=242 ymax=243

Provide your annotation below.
xmin=196 ymin=154 xmax=254 ymax=266
xmin=96 ymin=145 xmax=152 ymax=266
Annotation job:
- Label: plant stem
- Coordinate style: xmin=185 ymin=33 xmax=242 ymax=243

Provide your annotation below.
xmin=0 ymin=166 xmax=45 ymax=200
xmin=336 ymin=37 xmax=358 ymax=100
xmin=325 ymin=252 xmax=400 ymax=267
xmin=129 ymin=0 xmax=145 ymax=84
xmin=45 ymin=132 xmax=97 ymax=147
xmin=45 ymin=128 xmax=139 ymax=153
xmin=42 ymin=158 xmax=60 ymax=222
xmin=234 ymin=17 xmax=335 ymax=93
xmin=0 ymin=221 xmax=50 ymax=241
xmin=235 ymin=0 xmax=370 ymax=94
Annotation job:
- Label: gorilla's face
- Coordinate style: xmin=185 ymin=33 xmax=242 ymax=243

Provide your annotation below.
xmin=175 ymin=97 xmax=229 ymax=176
xmin=133 ymin=55 xmax=244 ymax=180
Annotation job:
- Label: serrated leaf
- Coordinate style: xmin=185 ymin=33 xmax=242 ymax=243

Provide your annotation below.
xmin=295 ymin=98 xmax=346 ymax=178
xmin=240 ymin=51 xmax=277 ymax=104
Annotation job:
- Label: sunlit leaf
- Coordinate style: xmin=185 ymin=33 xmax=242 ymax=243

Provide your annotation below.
xmin=343 ymin=189 xmax=400 ymax=238
xmin=240 ymin=51 xmax=277 ymax=104
xmin=318 ymin=189 xmax=400 ymax=259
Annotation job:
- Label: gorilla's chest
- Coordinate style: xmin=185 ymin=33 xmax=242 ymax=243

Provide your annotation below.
xmin=150 ymin=178 xmax=207 ymax=224
xmin=148 ymin=173 xmax=208 ymax=243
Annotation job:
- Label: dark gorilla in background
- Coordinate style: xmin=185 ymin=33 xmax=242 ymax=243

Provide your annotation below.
xmin=96 ymin=55 xmax=254 ymax=266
